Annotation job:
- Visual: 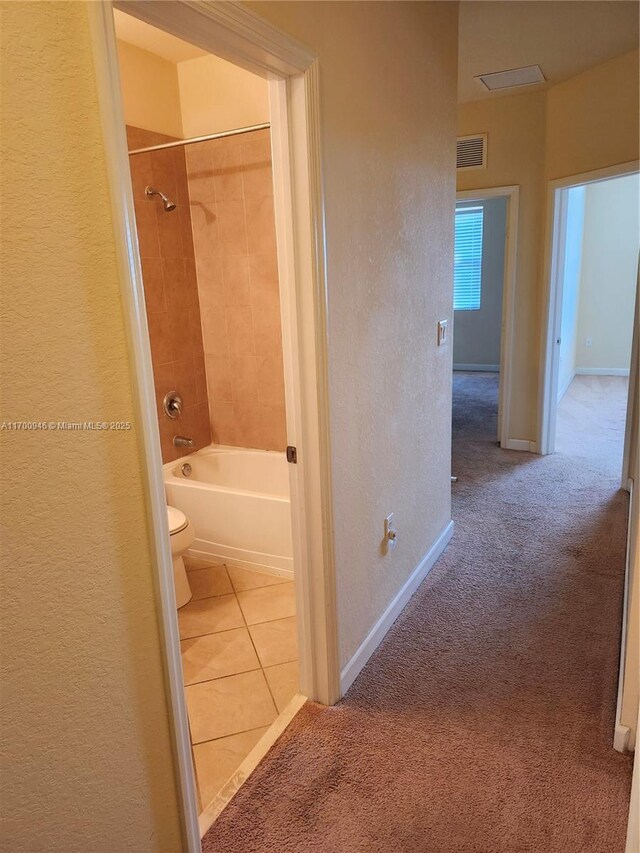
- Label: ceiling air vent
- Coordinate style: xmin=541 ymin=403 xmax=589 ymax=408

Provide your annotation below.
xmin=457 ymin=134 xmax=487 ymax=171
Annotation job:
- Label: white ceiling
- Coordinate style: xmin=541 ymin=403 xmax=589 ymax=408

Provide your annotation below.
xmin=458 ymin=1 xmax=639 ymax=102
xmin=113 ymin=9 xmax=208 ymax=63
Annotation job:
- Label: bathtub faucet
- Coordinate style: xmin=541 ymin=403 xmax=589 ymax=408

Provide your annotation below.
xmin=173 ymin=435 xmax=194 ymax=448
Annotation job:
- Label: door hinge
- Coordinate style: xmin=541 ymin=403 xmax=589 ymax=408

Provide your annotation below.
xmin=286 ymin=445 xmax=297 ymax=464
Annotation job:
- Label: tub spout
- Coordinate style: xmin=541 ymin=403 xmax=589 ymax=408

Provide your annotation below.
xmin=173 ymin=435 xmax=194 ymax=448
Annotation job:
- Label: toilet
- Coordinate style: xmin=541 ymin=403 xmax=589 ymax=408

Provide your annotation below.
xmin=167 ymin=505 xmax=194 ymax=608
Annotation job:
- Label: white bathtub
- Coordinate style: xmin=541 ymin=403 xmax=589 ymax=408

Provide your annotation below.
xmin=163 ymin=445 xmax=293 ymax=577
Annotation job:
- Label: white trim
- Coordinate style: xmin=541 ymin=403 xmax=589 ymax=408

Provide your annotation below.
xmin=622 ymin=267 xmax=639 ymax=489
xmin=453 ymin=363 xmax=499 ymax=372
xmin=87 ymin=7 xmax=201 ymax=851
xmin=538 ymin=160 xmax=640 ymax=455
xmin=503 ymin=438 xmax=538 ymax=453
xmin=614 ymin=479 xmax=634 ymax=753
xmin=340 ymin=521 xmax=454 ymax=695
xmin=456 ymin=186 xmax=519 ymax=450
xmin=114 ymin=0 xmax=314 ymax=76
xmin=575 ymin=367 xmax=630 ymax=377
xmin=614 ymin=724 xmax=632 ymax=753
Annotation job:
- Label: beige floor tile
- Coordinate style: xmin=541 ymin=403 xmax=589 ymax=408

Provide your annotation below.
xmin=226 ymin=564 xmax=289 ymax=592
xmin=178 ymin=594 xmax=244 ymax=640
xmin=186 ymin=670 xmax=278 ymax=743
xmin=236 ymin=582 xmax=296 ymax=625
xmin=264 ymin=661 xmax=299 ymax=713
xmin=184 ymin=555 xmax=217 ymax=571
xmin=188 ymin=564 xmax=233 ymax=599
xmin=248 ymin=617 xmax=298 ymax=667
xmin=181 ymin=627 xmax=260 ymax=685
xmin=193 ymin=727 xmax=267 ymax=809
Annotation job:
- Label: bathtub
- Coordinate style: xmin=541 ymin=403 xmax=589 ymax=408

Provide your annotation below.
xmin=163 ymin=445 xmax=293 ymax=577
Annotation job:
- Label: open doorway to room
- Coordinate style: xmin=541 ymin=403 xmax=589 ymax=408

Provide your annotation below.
xmin=93 ymin=5 xmax=342 ymax=842
xmin=452 ymin=196 xmax=507 ymax=447
xmin=542 ymin=169 xmax=639 ymax=475
xmin=452 ymin=186 xmax=518 ymax=459
xmin=112 ymin=7 xmax=302 ymax=822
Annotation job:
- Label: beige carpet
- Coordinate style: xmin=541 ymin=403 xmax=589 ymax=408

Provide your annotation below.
xmin=202 ymin=372 xmax=632 ymax=852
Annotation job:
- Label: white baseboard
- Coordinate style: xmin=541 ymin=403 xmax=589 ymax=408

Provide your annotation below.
xmin=614 ymin=724 xmax=632 ymax=753
xmin=503 ymin=438 xmax=538 ymax=453
xmin=453 ymin=364 xmax=500 ymax=372
xmin=575 ymin=367 xmax=630 ymax=377
xmin=187 ymin=542 xmax=293 ymax=579
xmin=340 ymin=520 xmax=454 ymax=695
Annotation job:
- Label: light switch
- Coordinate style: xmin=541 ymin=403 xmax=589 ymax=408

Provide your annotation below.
xmin=437 ymin=319 xmax=448 ymax=346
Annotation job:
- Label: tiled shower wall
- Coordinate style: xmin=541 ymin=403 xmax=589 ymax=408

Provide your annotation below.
xmin=185 ymin=129 xmax=287 ymax=451
xmin=127 ymin=126 xmax=211 ymax=463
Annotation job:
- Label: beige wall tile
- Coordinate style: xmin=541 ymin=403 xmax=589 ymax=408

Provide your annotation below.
xmin=183 ymin=129 xmax=286 ymax=451
xmin=221 ymin=255 xmax=251 ymax=307
xmin=129 ymin=126 xmax=211 ymax=463
xmin=226 ymin=306 xmax=254 ymax=356
xmin=230 ymin=357 xmax=259 ymax=402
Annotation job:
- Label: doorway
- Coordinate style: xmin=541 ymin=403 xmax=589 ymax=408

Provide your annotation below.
xmin=453 ymin=186 xmax=519 ymax=449
xmin=540 ymin=165 xmax=640 ymax=474
xmin=90 ymin=2 xmax=338 ymax=849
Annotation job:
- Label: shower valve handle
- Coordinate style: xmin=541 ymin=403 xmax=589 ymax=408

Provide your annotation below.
xmin=163 ymin=391 xmax=183 ymax=419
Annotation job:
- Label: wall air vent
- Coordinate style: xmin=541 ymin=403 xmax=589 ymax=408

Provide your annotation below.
xmin=476 ymin=65 xmax=545 ymax=92
xmin=457 ymin=135 xmax=487 ymax=171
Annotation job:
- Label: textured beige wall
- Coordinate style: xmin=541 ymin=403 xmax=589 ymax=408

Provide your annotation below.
xmin=545 ymin=49 xmax=640 ymax=182
xmin=186 ymin=129 xmax=287 ymax=451
xmin=178 ymin=54 xmax=269 ymax=138
xmin=458 ymin=49 xmax=640 ymax=443
xmin=458 ymin=90 xmax=547 ymax=439
xmin=246 ymin=1 xmax=458 ymax=666
xmin=576 ymin=174 xmax=639 ymax=371
xmin=117 ymin=39 xmax=184 ymax=138
xmin=1 ymin=4 xmax=183 ymax=850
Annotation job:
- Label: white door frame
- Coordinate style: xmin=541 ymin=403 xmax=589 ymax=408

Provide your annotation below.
xmin=538 ymin=160 xmax=640 ymax=459
xmin=455 ymin=186 xmax=520 ymax=449
xmin=88 ymin=3 xmax=340 ymax=850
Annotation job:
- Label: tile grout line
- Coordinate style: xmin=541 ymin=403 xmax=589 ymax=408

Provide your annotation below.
xmin=192 ymin=724 xmax=269 ymax=749
xmin=227 ymin=561 xmax=282 ymax=718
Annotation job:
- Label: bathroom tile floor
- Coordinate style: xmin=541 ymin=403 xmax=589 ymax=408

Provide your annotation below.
xmin=180 ymin=557 xmax=298 ymax=811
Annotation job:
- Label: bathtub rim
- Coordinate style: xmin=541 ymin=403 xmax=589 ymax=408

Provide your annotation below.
xmin=163 ymin=444 xmax=290 ymax=502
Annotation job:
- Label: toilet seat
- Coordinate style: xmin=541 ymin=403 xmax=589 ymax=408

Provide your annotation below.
xmin=167 ymin=505 xmax=188 ymax=536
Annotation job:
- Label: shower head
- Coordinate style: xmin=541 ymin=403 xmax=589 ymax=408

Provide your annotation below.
xmin=145 ymin=186 xmax=176 ymax=212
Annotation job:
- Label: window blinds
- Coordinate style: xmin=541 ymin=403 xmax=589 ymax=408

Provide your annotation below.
xmin=454 ymin=207 xmax=483 ymax=311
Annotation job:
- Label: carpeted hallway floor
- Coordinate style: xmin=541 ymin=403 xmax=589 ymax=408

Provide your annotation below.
xmin=203 ymin=372 xmax=632 ymax=853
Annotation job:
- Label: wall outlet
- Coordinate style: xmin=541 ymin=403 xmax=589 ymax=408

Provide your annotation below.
xmin=437 ymin=319 xmax=448 ymax=346
xmin=384 ymin=513 xmax=397 ymax=549
xmin=585 ymin=337 xmax=593 ymax=348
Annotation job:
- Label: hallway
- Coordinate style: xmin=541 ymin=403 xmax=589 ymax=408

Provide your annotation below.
xmin=203 ymin=373 xmax=632 ymax=852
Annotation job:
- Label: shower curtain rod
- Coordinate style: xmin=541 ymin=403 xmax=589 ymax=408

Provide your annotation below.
xmin=128 ymin=122 xmax=271 ymax=155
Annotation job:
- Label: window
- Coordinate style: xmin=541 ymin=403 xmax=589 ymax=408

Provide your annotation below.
xmin=454 ymin=206 xmax=483 ymax=310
